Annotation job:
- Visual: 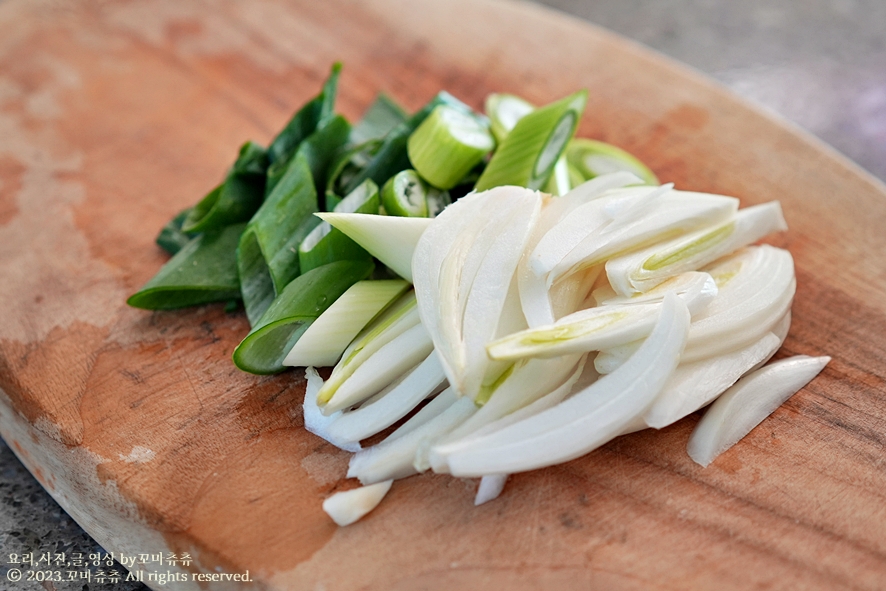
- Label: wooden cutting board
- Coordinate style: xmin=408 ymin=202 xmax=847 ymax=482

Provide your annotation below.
xmin=2 ymin=0 xmax=885 ymax=589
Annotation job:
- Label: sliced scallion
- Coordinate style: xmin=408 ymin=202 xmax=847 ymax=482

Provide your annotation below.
xmin=232 ymin=258 xmax=374 ymax=374
xmin=350 ymin=93 xmax=407 ymax=145
xmin=380 ymin=170 xmax=430 ymax=217
xmin=407 ymin=105 xmax=494 ymax=190
xmin=298 ymin=179 xmax=379 ymax=274
xmin=566 ymin=138 xmax=658 ymax=185
xmin=475 ymin=90 xmax=587 ymax=192
xmin=485 ymin=93 xmax=535 ymax=143
xmin=155 ymin=207 xmax=195 ymax=255
xmin=128 ymin=222 xmax=246 ymax=310
xmin=282 ymin=279 xmax=410 ymax=368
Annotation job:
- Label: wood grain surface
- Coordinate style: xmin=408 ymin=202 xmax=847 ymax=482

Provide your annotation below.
xmin=1 ymin=0 xmax=885 ymax=589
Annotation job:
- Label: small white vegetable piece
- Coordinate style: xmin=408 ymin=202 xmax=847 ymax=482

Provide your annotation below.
xmin=322 ymin=480 xmax=393 ymax=526
xmin=437 ymin=292 xmax=690 ymax=477
xmin=323 ymin=322 xmax=434 ymax=414
xmin=687 ymin=355 xmax=830 ymax=467
xmin=317 ymin=212 xmax=432 ymax=282
xmin=283 ymin=280 xmax=410 ymax=367
xmin=323 ymin=351 xmax=447 ymax=444
xmin=413 ymin=186 xmax=542 ymax=398
xmin=348 ymin=388 xmax=477 ymax=484
xmin=605 ymin=201 xmax=787 ymax=297
xmin=302 ymin=367 xmax=361 ymax=453
xmin=475 ymin=474 xmax=508 ymax=506
xmin=487 ymin=272 xmax=715 ymax=361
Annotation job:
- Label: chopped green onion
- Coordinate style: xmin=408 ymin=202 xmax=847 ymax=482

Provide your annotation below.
xmin=350 ymin=93 xmax=408 ymax=145
xmin=237 ymin=152 xmax=320 ymax=325
xmin=128 ymin=223 xmax=246 ymax=310
xmin=475 ymin=90 xmax=587 ymax=192
xmin=317 ymin=212 xmax=432 ymax=282
xmin=322 ymin=480 xmax=393 ymax=526
xmin=282 ymin=279 xmax=410 ymax=368
xmin=380 ymin=170 xmax=430 ymax=217
xmin=298 ymin=179 xmax=379 ymax=273
xmin=407 ymin=105 xmax=494 ymax=190
xmin=343 ymin=92 xmax=474 ymax=195
xmin=155 ymin=207 xmax=195 ymax=255
xmin=485 ymin=93 xmax=534 ymax=143
xmin=182 ymin=141 xmax=268 ymax=233
xmin=267 ymin=62 xmax=341 ymax=165
xmin=566 ymin=138 xmax=658 ymax=185
xmin=232 ymin=259 xmax=374 ymax=374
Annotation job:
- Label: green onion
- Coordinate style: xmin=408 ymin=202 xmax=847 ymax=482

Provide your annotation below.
xmin=283 ymin=279 xmax=410 ymax=367
xmin=232 ymin=258 xmax=374 ymax=374
xmin=155 ymin=207 xmax=195 ymax=255
xmin=343 ymin=92 xmax=474 ymax=195
xmin=316 ymin=212 xmax=432 ymax=282
xmin=475 ymin=90 xmax=587 ymax=192
xmin=350 ymin=93 xmax=408 ymax=145
xmin=298 ymin=179 xmax=379 ymax=274
xmin=485 ymin=93 xmax=534 ymax=143
xmin=324 ymin=139 xmax=381 ymax=210
xmin=128 ymin=222 xmax=245 ymax=310
xmin=380 ymin=170 xmax=430 ymax=217
xmin=566 ymin=138 xmax=658 ymax=186
xmin=267 ymin=62 xmax=341 ymax=166
xmin=182 ymin=141 xmax=268 ymax=233
xmin=237 ymin=152 xmax=320 ymax=325
xmin=407 ymin=105 xmax=494 ymax=190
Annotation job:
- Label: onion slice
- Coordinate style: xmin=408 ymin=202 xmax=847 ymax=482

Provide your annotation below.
xmin=302 ymin=367 xmax=361 ymax=453
xmin=475 ymin=474 xmax=508 ymax=506
xmin=437 ymin=292 xmax=690 ymax=477
xmin=687 ymin=355 xmax=830 ymax=467
xmin=322 ymin=480 xmax=393 ymax=526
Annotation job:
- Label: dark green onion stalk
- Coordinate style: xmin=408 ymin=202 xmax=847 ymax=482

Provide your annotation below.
xmin=155 ymin=208 xmax=195 ymax=255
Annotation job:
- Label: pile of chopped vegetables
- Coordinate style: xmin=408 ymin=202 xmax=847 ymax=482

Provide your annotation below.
xmin=129 ymin=63 xmax=829 ymax=527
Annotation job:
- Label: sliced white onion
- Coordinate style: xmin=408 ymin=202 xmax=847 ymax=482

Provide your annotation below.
xmin=322 ymin=351 xmax=447 ymax=444
xmin=436 ymin=292 xmax=689 ymax=477
xmin=475 ymin=474 xmax=508 ymax=506
xmin=322 ymin=480 xmax=393 ymax=526
xmin=687 ymin=355 xmax=830 ymax=467
xmin=302 ymin=367 xmax=361 ymax=453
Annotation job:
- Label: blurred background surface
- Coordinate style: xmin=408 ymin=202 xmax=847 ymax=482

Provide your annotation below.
xmin=1 ymin=1 xmax=883 ymax=589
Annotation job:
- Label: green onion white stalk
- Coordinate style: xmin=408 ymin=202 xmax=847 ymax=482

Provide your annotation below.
xmin=317 ymin=212 xmax=432 ymax=282
xmin=283 ymin=279 xmax=409 ymax=368
xmin=322 ymin=352 xmax=447 ymax=444
xmin=407 ymin=105 xmax=494 ymax=190
xmin=566 ymin=138 xmax=659 ymax=185
xmin=605 ymin=201 xmax=787 ymax=296
xmin=322 ymin=321 xmax=433 ymax=414
xmin=322 ymin=480 xmax=393 ymax=526
xmin=413 ymin=186 xmax=542 ymax=399
xmin=687 ymin=355 xmax=830 ymax=467
xmin=475 ymin=475 xmax=508 ymax=506
xmin=435 ymin=293 xmax=690 ymax=477
xmin=316 ymin=291 xmax=420 ymax=407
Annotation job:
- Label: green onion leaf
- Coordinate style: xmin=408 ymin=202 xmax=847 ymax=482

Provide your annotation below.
xmin=237 ymin=152 xmax=320 ymax=325
xmin=155 ymin=207 xmax=196 ymax=255
xmin=407 ymin=105 xmax=494 ymax=190
xmin=566 ymin=138 xmax=658 ymax=185
xmin=232 ymin=259 xmax=374 ymax=374
xmin=128 ymin=222 xmax=246 ymax=310
xmin=267 ymin=62 xmax=341 ymax=166
xmin=182 ymin=141 xmax=269 ymax=233
xmin=475 ymin=90 xmax=587 ymax=192
xmin=298 ymin=179 xmax=379 ymax=274
xmin=350 ymin=93 xmax=408 ymax=145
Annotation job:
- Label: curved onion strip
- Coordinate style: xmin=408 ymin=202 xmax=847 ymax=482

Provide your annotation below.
xmin=435 ymin=292 xmax=689 ymax=477
xmin=687 ymin=355 xmax=830 ymax=467
xmin=475 ymin=475 xmax=508 ymax=506
xmin=302 ymin=367 xmax=361 ymax=453
xmin=323 ymin=351 xmax=447 ymax=444
xmin=347 ymin=389 xmax=477 ymax=485
xmin=605 ymin=201 xmax=787 ymax=296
